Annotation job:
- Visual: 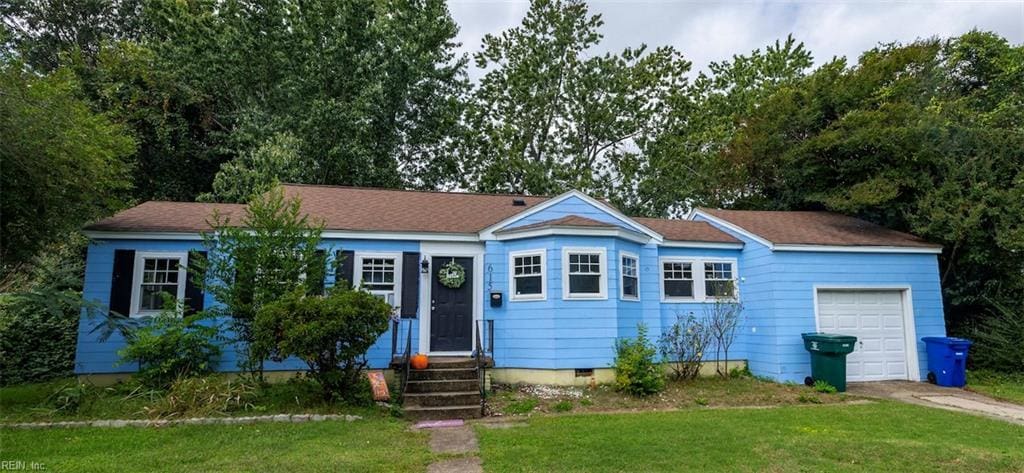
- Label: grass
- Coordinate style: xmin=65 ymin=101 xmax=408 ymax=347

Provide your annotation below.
xmin=967 ymin=370 xmax=1024 ymax=405
xmin=0 ymin=418 xmax=436 ymax=472
xmin=0 ymin=377 xmax=377 ymax=423
xmin=476 ymin=401 xmax=1024 ymax=472
xmin=488 ymin=375 xmax=850 ymax=416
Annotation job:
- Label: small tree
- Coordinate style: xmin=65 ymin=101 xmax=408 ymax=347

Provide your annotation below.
xmin=117 ymin=299 xmax=222 ymax=389
xmin=706 ymin=286 xmax=743 ymax=378
xmin=658 ymin=312 xmax=712 ymax=381
xmin=197 ymin=187 xmax=328 ymax=377
xmin=252 ymin=288 xmax=392 ymax=401
xmin=613 ymin=323 xmax=665 ymax=396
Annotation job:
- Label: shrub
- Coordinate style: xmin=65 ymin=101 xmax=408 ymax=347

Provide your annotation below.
xmin=613 ymin=323 xmax=665 ymax=396
xmin=813 ymin=380 xmax=838 ymax=394
xmin=970 ymin=299 xmax=1024 ymax=373
xmin=144 ymin=376 xmax=257 ymax=419
xmin=797 ymin=393 xmax=822 ymax=404
xmin=706 ymin=292 xmax=743 ymax=378
xmin=252 ymin=287 xmax=392 ymax=401
xmin=117 ymin=301 xmax=222 ymax=389
xmin=658 ymin=313 xmax=711 ymax=380
xmin=694 ymin=397 xmax=709 ymax=406
xmin=552 ymin=400 xmax=573 ymax=412
xmin=47 ymin=382 xmax=96 ymax=413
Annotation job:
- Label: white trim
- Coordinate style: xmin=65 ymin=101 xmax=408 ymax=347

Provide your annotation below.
xmin=479 ymin=190 xmax=664 ymax=242
xmin=508 ymin=249 xmax=547 ymax=301
xmin=773 ymin=244 xmax=942 ymax=254
xmin=495 ymin=226 xmax=651 ymax=244
xmin=418 ymin=242 xmax=485 ymax=356
xmin=129 ymin=251 xmax=189 ymax=318
xmin=688 ymin=210 xmax=774 ymax=248
xmin=84 ymin=231 xmax=204 ymax=241
xmin=812 ymin=285 xmax=921 ymax=382
xmin=658 ymin=256 xmax=739 ymax=303
xmin=561 ymin=247 xmax=608 ymax=300
xmin=619 ymin=251 xmax=639 ymax=301
xmin=658 ymin=241 xmax=744 ymax=250
xmin=354 ymin=252 xmax=403 ymax=308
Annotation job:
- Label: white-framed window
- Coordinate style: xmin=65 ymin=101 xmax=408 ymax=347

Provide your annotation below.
xmin=509 ymin=250 xmax=546 ymax=301
xmin=562 ymin=247 xmax=607 ymax=300
xmin=130 ymin=252 xmax=188 ymax=317
xmin=356 ymin=253 xmax=401 ymax=306
xmin=704 ymin=262 xmax=735 ymax=298
xmin=620 ymin=252 xmax=639 ymax=301
xmin=660 ymin=257 xmax=739 ymax=302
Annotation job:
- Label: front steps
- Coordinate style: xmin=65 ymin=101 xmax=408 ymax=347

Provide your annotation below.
xmin=401 ymin=357 xmax=484 ymax=421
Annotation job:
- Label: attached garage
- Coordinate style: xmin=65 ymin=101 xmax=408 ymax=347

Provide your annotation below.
xmin=815 ymin=288 xmax=919 ymax=382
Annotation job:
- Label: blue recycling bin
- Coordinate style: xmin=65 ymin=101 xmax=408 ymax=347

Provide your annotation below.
xmin=922 ymin=337 xmax=972 ymax=387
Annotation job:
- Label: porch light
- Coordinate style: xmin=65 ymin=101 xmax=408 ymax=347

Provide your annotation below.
xmin=420 ymin=257 xmax=430 ymax=274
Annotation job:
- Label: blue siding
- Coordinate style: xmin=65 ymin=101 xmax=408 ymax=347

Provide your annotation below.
xmin=504 ymin=195 xmax=643 ymax=233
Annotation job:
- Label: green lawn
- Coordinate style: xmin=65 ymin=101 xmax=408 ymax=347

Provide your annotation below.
xmin=0 ymin=418 xmax=436 ymax=472
xmin=476 ymin=401 xmax=1024 ymax=472
xmin=967 ymin=370 xmax=1024 ymax=405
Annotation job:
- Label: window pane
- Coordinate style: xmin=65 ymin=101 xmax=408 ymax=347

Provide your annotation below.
xmin=515 ymin=275 xmax=542 ymax=295
xmin=569 ymin=274 xmax=600 ymax=294
xmin=664 ymin=280 xmax=694 ymax=298
xmin=623 ymin=276 xmax=638 ymax=297
xmin=622 ymin=257 xmax=637 ymax=278
xmin=706 ymin=280 xmax=735 ymax=297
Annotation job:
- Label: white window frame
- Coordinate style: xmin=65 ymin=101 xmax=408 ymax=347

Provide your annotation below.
xmin=562 ymin=247 xmax=608 ymax=300
xmin=703 ymin=261 xmax=737 ymax=301
xmin=508 ymin=249 xmax=546 ymax=301
xmin=355 ymin=252 xmax=402 ymax=308
xmin=659 ymin=257 xmax=739 ymax=303
xmin=620 ymin=251 xmax=640 ymax=301
xmin=129 ymin=251 xmax=189 ymax=318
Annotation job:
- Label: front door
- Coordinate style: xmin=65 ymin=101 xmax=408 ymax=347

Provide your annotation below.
xmin=430 ymin=256 xmax=474 ymax=352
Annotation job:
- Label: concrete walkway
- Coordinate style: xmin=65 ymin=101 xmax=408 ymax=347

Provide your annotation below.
xmin=847 ymin=381 xmax=1024 ymax=425
xmin=415 ymin=420 xmax=483 ymax=473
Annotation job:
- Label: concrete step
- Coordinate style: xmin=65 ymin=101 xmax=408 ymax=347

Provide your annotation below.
xmin=404 ymin=404 xmax=482 ymax=421
xmin=406 ymin=379 xmax=480 ymax=394
xmin=423 ymin=357 xmax=478 ymax=369
xmin=408 ymin=367 xmax=478 ymax=381
xmin=404 ymin=391 xmax=480 ymax=407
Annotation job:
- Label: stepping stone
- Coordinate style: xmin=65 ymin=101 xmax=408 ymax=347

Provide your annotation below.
xmin=427 ymin=457 xmax=482 ymax=473
xmin=428 ymin=425 xmax=478 ymax=454
xmin=414 ymin=419 xmax=464 ymax=429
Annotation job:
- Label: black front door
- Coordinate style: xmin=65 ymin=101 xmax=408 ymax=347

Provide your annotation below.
xmin=430 ymin=256 xmax=473 ymax=352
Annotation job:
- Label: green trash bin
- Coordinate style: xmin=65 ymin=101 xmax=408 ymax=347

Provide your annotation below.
xmin=801 ymin=333 xmax=858 ymax=392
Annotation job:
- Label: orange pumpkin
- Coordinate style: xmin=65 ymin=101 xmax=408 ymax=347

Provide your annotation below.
xmin=410 ymin=353 xmax=429 ymax=370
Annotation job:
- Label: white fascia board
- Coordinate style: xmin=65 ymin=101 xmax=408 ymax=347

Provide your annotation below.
xmin=83 ymin=231 xmax=205 ymax=240
xmin=84 ymin=230 xmax=481 ymax=242
xmin=494 ymin=226 xmax=651 ymax=244
xmin=773 ymin=244 xmax=943 ymax=254
xmin=658 ymin=240 xmax=744 ymax=250
xmin=687 ymin=210 xmax=775 ymax=248
xmin=479 ymin=190 xmax=664 ymax=242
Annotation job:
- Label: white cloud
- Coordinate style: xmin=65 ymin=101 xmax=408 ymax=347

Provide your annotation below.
xmin=448 ymin=0 xmax=1024 ymax=76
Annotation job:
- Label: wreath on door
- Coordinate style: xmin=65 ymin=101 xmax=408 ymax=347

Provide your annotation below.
xmin=438 ymin=259 xmax=466 ymax=289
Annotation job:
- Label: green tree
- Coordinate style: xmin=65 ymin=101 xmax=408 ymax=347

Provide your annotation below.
xmin=0 ymin=60 xmax=133 ymax=271
xmin=199 ymin=132 xmax=311 ymax=203
xmin=198 ymin=187 xmax=328 ymax=375
xmin=463 ymin=0 xmax=690 ymax=198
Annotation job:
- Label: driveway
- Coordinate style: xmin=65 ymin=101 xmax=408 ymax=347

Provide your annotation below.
xmin=848 ymin=381 xmax=1024 ymax=425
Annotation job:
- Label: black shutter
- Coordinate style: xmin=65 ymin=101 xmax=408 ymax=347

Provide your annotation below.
xmin=400 ymin=252 xmax=420 ymax=318
xmin=336 ymin=250 xmax=355 ymax=289
xmin=109 ymin=249 xmax=135 ymax=317
xmin=184 ymin=251 xmax=207 ymax=314
xmin=312 ymin=249 xmax=326 ymax=295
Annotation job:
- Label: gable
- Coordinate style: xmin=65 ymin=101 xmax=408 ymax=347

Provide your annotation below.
xmin=483 ymin=192 xmax=661 ymax=241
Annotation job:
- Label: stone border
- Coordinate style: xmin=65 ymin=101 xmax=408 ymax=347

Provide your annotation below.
xmin=1 ymin=413 xmax=361 ymax=430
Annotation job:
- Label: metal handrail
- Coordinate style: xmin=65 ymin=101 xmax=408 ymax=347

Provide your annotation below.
xmin=474 ymin=319 xmax=494 ymax=416
xmin=391 ymin=319 xmax=414 ymax=398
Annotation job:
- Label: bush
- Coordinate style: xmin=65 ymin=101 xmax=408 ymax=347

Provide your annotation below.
xmin=252 ymin=287 xmax=392 ymax=401
xmin=47 ymin=382 xmax=96 ymax=413
xmin=117 ymin=302 xmax=222 ymax=388
xmin=613 ymin=323 xmax=665 ymax=396
xmin=970 ymin=299 xmax=1024 ymax=373
xmin=504 ymin=398 xmax=538 ymax=415
xmin=143 ymin=376 xmax=257 ymax=419
xmin=552 ymin=400 xmax=573 ymax=412
xmin=813 ymin=380 xmax=838 ymax=394
xmin=658 ymin=313 xmax=711 ymax=380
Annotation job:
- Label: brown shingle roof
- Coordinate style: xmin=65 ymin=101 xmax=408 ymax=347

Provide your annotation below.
xmin=86 ymin=201 xmax=246 ymax=232
xmin=497 ymin=215 xmax=618 ymax=233
xmin=698 ymin=208 xmax=941 ymax=248
xmin=632 ymin=218 xmax=742 ymax=244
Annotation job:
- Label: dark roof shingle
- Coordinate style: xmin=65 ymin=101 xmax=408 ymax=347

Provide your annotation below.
xmin=86 ymin=201 xmax=245 ymax=232
xmin=633 ymin=218 xmax=742 ymax=244
xmin=497 ymin=215 xmax=618 ymax=233
xmin=699 ymin=208 xmax=941 ymax=248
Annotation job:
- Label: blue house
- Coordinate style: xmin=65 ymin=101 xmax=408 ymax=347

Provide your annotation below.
xmin=77 ymin=184 xmax=946 ymax=386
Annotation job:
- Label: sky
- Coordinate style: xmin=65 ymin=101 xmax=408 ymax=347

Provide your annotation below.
xmin=448 ymin=0 xmax=1024 ymax=77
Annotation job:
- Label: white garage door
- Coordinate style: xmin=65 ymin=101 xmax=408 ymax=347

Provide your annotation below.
xmin=816 ymin=290 xmax=910 ymax=382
